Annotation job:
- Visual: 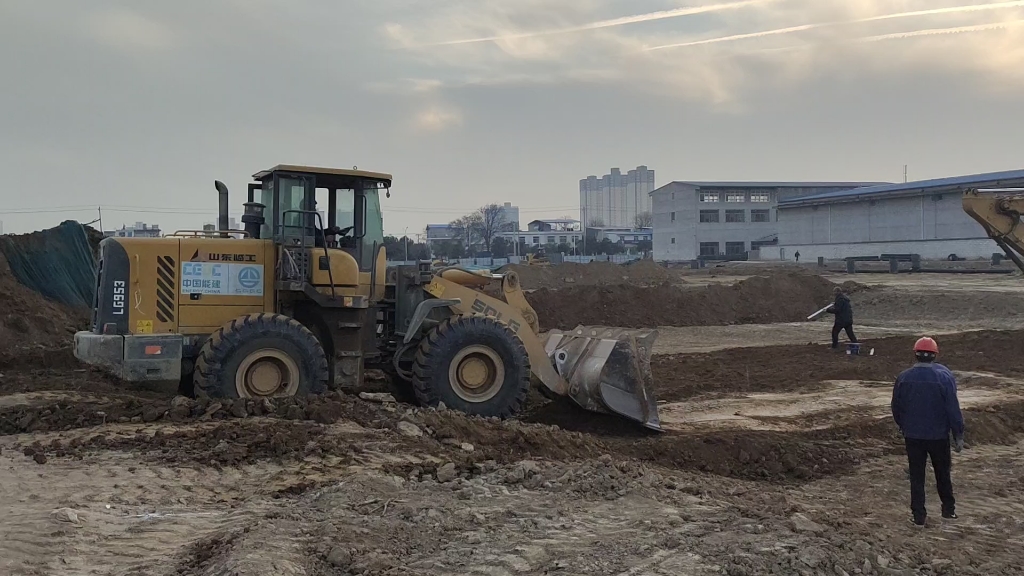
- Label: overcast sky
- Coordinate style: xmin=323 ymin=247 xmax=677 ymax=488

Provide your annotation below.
xmin=2 ymin=0 xmax=1023 ymax=237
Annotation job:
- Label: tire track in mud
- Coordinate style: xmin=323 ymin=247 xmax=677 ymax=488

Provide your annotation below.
xmin=6 ymin=385 xmax=1024 ymax=485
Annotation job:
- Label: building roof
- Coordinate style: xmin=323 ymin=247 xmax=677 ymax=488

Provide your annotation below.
xmin=529 ymin=218 xmax=580 ymax=224
xmin=650 ymin=180 xmax=886 ymax=195
xmin=778 ymin=168 xmax=1024 ymax=207
xmin=252 ymin=164 xmax=393 ymax=187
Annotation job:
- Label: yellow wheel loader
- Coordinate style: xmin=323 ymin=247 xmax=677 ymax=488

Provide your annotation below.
xmin=73 ymin=165 xmax=662 ymax=430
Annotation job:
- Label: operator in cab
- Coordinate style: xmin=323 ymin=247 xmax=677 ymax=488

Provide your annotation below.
xmin=826 ymin=286 xmax=857 ymax=349
xmin=890 ymin=337 xmax=965 ymax=526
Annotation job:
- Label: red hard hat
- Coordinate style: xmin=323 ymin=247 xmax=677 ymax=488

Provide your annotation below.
xmin=914 ymin=337 xmax=938 ymax=354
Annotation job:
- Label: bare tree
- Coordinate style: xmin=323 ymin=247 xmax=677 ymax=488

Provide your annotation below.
xmin=449 ymin=204 xmax=510 ymax=252
xmin=634 ymin=211 xmax=653 ymax=228
xmin=448 ymin=213 xmax=482 ymax=248
xmin=477 ymin=203 xmax=508 ymax=249
xmin=587 ymin=217 xmax=606 ymax=228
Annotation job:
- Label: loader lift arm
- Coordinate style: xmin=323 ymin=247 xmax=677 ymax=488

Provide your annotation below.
xmin=963 ymin=189 xmax=1024 ymax=273
xmin=414 ymin=268 xmax=661 ymax=430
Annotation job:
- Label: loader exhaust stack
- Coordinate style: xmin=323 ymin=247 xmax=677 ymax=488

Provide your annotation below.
xmin=545 ymin=326 xmax=662 ymax=431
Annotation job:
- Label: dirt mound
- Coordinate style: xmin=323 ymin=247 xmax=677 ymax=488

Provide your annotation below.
xmin=0 ymin=253 xmax=86 ymax=356
xmin=528 ymin=272 xmax=863 ymax=330
xmin=502 ymin=259 xmax=673 ymax=290
xmin=651 ymin=329 xmax=1024 ymax=402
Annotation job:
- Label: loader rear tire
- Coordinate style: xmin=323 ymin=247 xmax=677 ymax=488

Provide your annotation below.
xmin=193 ymin=313 xmax=329 ymax=399
xmin=412 ymin=316 xmax=529 ymax=418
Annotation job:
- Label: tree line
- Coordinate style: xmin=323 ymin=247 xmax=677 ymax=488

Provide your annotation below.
xmin=385 ymin=203 xmax=653 ymax=261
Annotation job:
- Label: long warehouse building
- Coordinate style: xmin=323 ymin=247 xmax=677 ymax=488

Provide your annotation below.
xmin=763 ymin=169 xmax=1024 ymax=261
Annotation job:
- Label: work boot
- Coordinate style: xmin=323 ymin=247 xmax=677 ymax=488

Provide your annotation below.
xmin=912 ymin=514 xmax=926 ymax=527
xmin=942 ymin=510 xmax=957 ymax=519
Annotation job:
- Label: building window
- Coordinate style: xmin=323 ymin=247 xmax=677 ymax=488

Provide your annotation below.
xmin=750 ymin=192 xmax=770 ymax=203
xmin=670 ymin=237 xmax=676 ymax=244
xmin=699 ymin=210 xmax=720 ymax=223
xmin=725 ymin=210 xmax=746 ymax=223
xmin=532 ymin=236 xmax=539 ymax=244
xmin=726 ymin=241 xmax=746 ymax=255
xmin=751 ymin=209 xmax=770 ymax=223
xmin=519 ymin=236 xmax=526 ymax=243
xmin=559 ymin=236 xmax=567 ymax=244
xmin=726 ymin=192 xmax=745 ymax=203
xmin=547 ymin=236 xmax=555 ymax=244
xmin=699 ymin=242 xmax=719 ymax=256
xmin=671 ymin=192 xmax=675 ymax=200
xmin=699 ymin=192 xmax=719 ymax=203
xmin=670 ymin=211 xmax=676 ymax=222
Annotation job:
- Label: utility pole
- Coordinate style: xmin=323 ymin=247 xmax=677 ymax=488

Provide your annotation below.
xmin=903 ymin=165 xmax=908 ymax=183
xmin=98 ymin=206 xmax=104 ymax=234
xmin=404 ymin=227 xmax=409 ymax=262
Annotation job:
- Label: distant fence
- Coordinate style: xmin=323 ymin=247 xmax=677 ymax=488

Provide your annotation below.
xmin=387 ymin=254 xmax=644 ymax=268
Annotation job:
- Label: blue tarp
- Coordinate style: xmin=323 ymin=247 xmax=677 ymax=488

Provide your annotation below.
xmin=0 ymin=221 xmax=97 ymax=309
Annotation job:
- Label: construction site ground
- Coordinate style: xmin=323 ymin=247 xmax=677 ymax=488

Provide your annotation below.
xmin=2 ymin=263 xmax=1023 ymax=575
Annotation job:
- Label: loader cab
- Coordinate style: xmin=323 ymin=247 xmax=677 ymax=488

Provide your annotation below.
xmin=248 ymin=165 xmax=392 ymax=272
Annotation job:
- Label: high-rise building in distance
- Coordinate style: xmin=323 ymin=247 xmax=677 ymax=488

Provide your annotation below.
xmin=580 ymin=166 xmax=655 ymax=228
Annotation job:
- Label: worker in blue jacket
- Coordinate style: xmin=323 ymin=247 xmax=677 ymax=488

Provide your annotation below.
xmin=891 ymin=337 xmax=965 ymax=526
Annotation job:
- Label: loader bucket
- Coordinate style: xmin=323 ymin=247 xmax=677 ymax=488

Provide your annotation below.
xmin=544 ymin=326 xmax=662 ymax=431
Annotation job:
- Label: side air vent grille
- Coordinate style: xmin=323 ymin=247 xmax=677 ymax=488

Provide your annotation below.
xmin=156 ymin=256 xmax=176 ymax=323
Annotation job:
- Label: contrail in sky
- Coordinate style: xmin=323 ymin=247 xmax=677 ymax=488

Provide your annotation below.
xmin=856 ymin=18 xmax=1024 ymax=41
xmin=644 ymin=0 xmax=1024 ymax=50
xmin=417 ymin=0 xmax=769 ymax=47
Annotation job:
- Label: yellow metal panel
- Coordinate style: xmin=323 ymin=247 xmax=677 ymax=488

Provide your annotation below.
xmin=178 ymin=304 xmax=264 ymax=329
xmin=115 ymin=237 xmax=181 ymax=334
xmin=310 ymin=248 xmax=360 ymax=287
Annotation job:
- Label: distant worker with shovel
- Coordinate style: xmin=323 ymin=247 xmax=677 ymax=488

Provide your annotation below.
xmin=826 ymin=286 xmax=857 ymax=349
xmin=891 ymin=337 xmax=964 ymax=526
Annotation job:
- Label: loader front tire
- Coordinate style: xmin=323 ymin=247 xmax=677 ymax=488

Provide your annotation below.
xmin=193 ymin=313 xmax=329 ymax=399
xmin=412 ymin=316 xmax=529 ymax=418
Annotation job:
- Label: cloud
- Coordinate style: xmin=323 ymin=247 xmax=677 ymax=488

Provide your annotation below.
xmin=413 ymin=0 xmax=770 ymax=47
xmin=84 ymin=8 xmax=177 ymax=51
xmin=644 ymin=0 xmax=1024 ymax=50
xmin=381 ymin=0 xmax=1024 ymax=106
xmin=414 ymin=106 xmax=463 ymax=131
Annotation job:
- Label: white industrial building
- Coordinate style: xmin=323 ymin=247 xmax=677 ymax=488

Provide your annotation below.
xmin=650 ymin=180 xmax=882 ymax=261
xmin=499 ymin=219 xmax=583 ymax=248
xmin=580 ymin=166 xmax=656 ymax=228
xmin=765 ymin=169 xmax=1024 ymax=261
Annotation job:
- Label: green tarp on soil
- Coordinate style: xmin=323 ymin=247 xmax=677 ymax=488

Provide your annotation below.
xmin=0 ymin=221 xmax=98 ymax=310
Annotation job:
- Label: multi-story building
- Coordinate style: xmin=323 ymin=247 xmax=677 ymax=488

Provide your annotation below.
xmin=650 ymin=180 xmax=885 ymax=261
xmin=106 ymin=222 xmax=162 ymax=238
xmin=498 ymin=202 xmax=520 ymax=232
xmin=425 ymin=224 xmax=458 ymax=245
xmin=500 ymin=219 xmax=583 ymax=250
xmin=580 ymin=166 xmax=655 ymax=229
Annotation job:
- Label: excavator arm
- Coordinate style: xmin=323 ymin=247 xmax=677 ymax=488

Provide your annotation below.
xmin=963 ymin=189 xmax=1024 ymax=273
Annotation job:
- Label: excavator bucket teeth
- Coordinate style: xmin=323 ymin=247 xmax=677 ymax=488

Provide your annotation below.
xmin=545 ymin=326 xmax=661 ymax=431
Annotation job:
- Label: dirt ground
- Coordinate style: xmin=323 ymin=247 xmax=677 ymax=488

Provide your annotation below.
xmin=2 ymin=260 xmax=1024 ymax=575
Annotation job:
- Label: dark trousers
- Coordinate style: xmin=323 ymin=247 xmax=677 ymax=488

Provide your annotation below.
xmin=906 ymin=438 xmax=955 ymax=519
xmin=831 ymin=322 xmax=857 ymax=347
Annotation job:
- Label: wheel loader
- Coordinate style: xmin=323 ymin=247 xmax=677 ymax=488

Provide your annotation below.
xmin=73 ymin=165 xmax=662 ymax=430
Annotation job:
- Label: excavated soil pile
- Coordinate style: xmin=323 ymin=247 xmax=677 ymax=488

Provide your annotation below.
xmin=528 ymin=272 xmax=862 ymax=330
xmin=502 ymin=260 xmax=673 ymax=290
xmin=0 ymin=253 xmax=85 ymax=359
xmin=651 ymin=329 xmax=1024 ymax=402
